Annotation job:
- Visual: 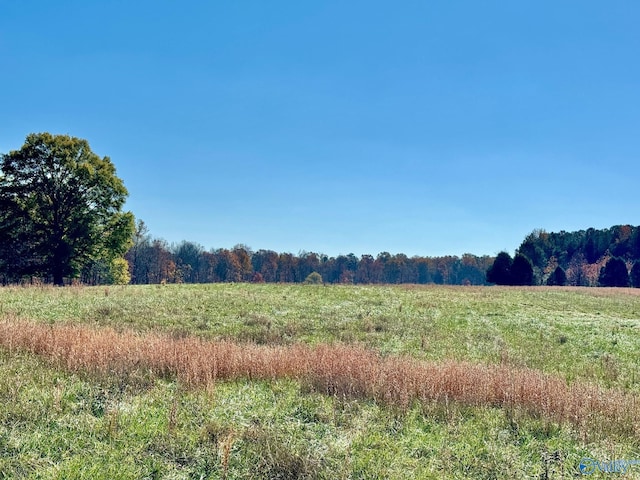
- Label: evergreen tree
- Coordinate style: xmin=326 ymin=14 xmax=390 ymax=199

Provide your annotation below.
xmin=511 ymin=254 xmax=534 ymax=285
xmin=546 ymin=266 xmax=567 ymax=286
xmin=599 ymin=257 xmax=629 ymax=287
xmin=630 ymin=261 xmax=640 ymax=288
xmin=486 ymin=251 xmax=513 ymax=285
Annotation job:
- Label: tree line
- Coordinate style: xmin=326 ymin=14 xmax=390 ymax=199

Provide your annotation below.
xmin=123 ymin=221 xmax=494 ymax=285
xmin=487 ymin=225 xmax=640 ymax=287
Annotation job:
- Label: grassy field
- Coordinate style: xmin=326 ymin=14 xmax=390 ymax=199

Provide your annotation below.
xmin=1 ymin=284 xmax=639 ymax=478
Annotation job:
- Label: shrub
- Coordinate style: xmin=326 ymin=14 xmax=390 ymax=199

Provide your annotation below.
xmin=108 ymin=257 xmax=131 ymax=285
xmin=303 ymin=272 xmax=323 ymax=285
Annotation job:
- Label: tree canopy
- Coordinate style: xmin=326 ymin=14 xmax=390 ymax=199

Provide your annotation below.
xmin=514 ymin=226 xmax=640 ymax=286
xmin=0 ymin=133 xmax=134 ymax=285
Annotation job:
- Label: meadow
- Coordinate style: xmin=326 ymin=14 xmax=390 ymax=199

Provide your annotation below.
xmin=0 ymin=283 xmax=639 ymax=479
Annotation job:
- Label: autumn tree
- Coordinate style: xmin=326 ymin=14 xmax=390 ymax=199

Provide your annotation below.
xmin=325 ymin=254 xmax=358 ymax=284
xmin=252 ymin=249 xmax=279 ymax=283
xmin=213 ymin=248 xmax=243 ymax=282
xmin=355 ymin=254 xmax=375 ymax=284
xmin=277 ymin=253 xmax=298 ymax=282
xmin=297 ymin=251 xmax=321 ymax=281
xmin=232 ymin=244 xmax=254 ymax=282
xmin=125 ymin=219 xmax=151 ymax=284
xmin=123 ymin=222 xmax=178 ymax=285
xmin=148 ymin=239 xmax=177 ymax=283
xmin=0 ymin=133 xmax=134 ymax=285
xmin=173 ymin=241 xmax=204 ymax=283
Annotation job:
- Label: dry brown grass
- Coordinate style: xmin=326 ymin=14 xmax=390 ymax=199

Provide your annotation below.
xmin=508 ymin=285 xmax=640 ymax=297
xmin=1 ymin=317 xmax=638 ymax=436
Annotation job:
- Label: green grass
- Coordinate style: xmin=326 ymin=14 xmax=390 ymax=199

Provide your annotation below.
xmin=2 ymin=284 xmax=639 ymax=390
xmin=1 ymin=284 xmax=640 ymax=478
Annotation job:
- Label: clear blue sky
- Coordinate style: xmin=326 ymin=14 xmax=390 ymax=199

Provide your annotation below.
xmin=2 ymin=1 xmax=639 ymax=257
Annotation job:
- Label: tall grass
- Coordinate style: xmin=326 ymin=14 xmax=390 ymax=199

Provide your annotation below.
xmin=1 ymin=316 xmax=637 ymax=438
xmin=3 ymin=283 xmax=640 ymax=395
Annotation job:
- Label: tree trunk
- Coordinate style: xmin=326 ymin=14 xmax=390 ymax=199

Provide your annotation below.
xmin=52 ymin=268 xmax=64 ymax=286
xmin=52 ymin=241 xmax=67 ymax=286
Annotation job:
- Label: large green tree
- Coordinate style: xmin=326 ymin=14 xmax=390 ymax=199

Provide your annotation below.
xmin=0 ymin=133 xmax=134 ymax=285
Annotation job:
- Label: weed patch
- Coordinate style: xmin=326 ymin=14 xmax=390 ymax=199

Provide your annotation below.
xmin=1 ymin=318 xmax=638 ymax=440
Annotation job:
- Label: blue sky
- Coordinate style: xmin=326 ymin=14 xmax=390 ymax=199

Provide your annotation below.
xmin=1 ymin=1 xmax=639 ymax=257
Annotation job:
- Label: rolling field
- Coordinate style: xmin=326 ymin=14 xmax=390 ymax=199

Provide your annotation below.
xmin=1 ymin=284 xmax=639 ymax=479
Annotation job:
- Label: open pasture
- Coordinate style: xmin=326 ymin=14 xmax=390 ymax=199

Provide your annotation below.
xmin=1 ymin=284 xmax=639 ymax=478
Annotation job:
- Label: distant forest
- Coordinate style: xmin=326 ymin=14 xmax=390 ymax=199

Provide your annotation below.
xmin=511 ymin=224 xmax=640 ymax=287
xmin=114 ymin=223 xmax=640 ymax=287
xmin=112 ymin=222 xmax=495 ymax=286
xmin=4 ymin=213 xmax=640 ymax=287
